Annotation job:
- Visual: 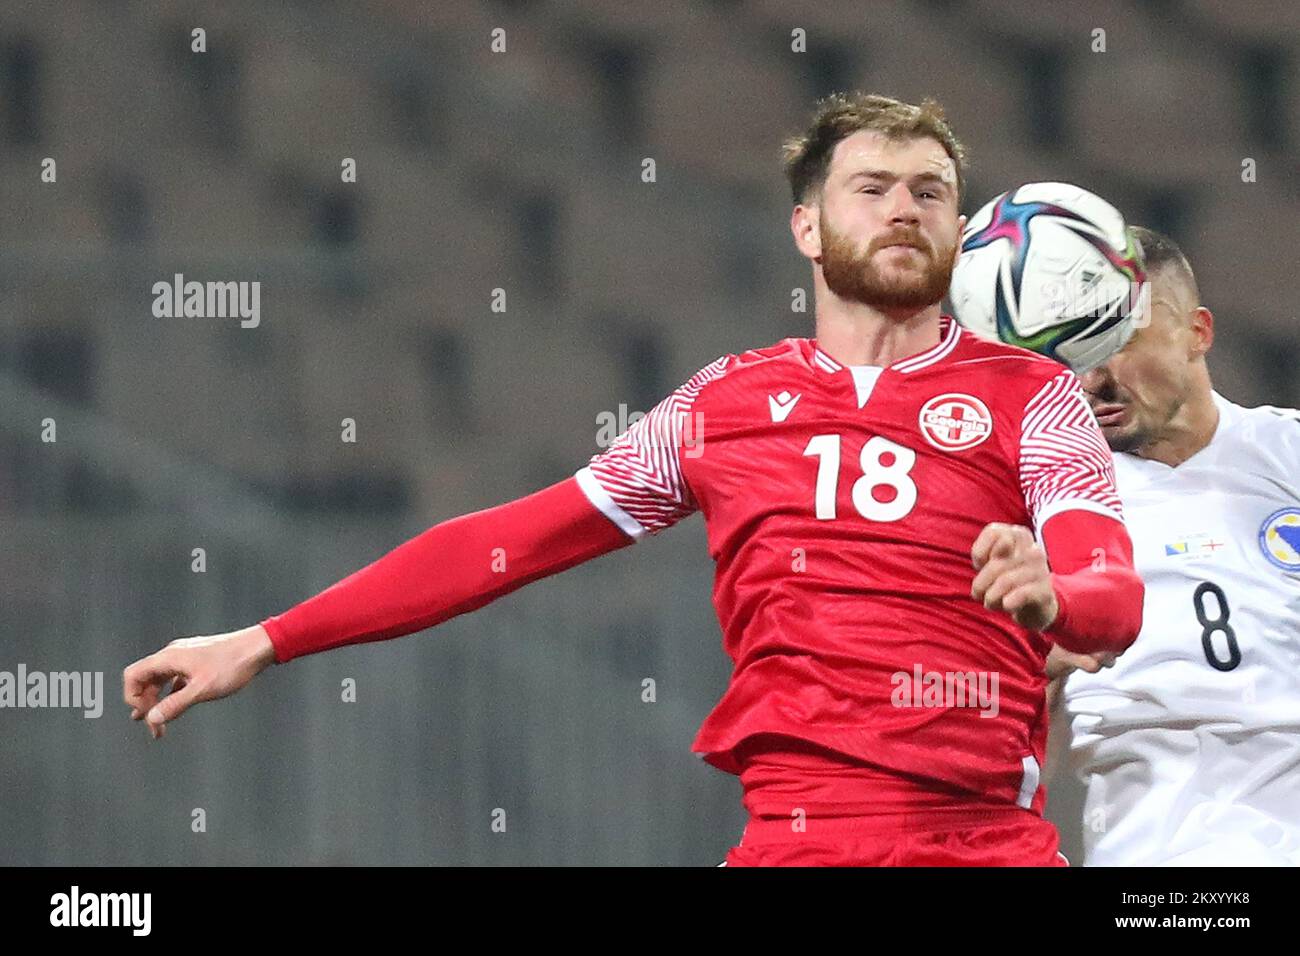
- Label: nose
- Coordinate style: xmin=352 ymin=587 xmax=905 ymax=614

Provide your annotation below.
xmin=884 ymin=182 xmax=921 ymax=224
xmin=1079 ymin=364 xmax=1108 ymax=395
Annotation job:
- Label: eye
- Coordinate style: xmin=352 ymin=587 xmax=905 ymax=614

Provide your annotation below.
xmin=858 ymin=185 xmax=882 ymax=195
xmin=917 ymin=190 xmax=939 ymax=201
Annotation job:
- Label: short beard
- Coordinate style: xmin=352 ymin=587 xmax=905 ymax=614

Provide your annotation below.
xmin=1103 ymin=424 xmax=1150 ymax=454
xmin=1090 ymin=382 xmax=1181 ymax=454
xmin=1106 ymin=401 xmax=1178 ymax=455
xmin=819 ymin=219 xmax=955 ymax=311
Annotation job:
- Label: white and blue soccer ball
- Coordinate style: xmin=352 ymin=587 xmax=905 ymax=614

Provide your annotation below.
xmin=949 ymin=182 xmax=1147 ymax=374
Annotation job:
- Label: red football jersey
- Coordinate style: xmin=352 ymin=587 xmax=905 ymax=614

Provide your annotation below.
xmin=575 ymin=317 xmax=1122 ymax=814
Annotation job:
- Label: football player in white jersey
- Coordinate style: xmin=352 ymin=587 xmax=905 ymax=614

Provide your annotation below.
xmin=1046 ymin=225 xmax=1300 ymax=866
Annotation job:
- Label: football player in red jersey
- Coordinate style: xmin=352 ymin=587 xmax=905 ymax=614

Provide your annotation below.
xmin=124 ymin=92 xmax=1143 ymax=866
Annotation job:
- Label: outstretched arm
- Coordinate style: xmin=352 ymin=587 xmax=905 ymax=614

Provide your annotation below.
xmin=124 ymin=352 xmax=731 ymax=740
xmin=123 ymin=476 xmax=631 ymax=738
xmin=262 ymin=475 xmax=631 ymax=661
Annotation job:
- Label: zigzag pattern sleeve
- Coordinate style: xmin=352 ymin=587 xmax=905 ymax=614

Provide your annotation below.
xmin=1018 ymin=368 xmax=1124 ymax=534
xmin=575 ymin=355 xmax=732 ymax=540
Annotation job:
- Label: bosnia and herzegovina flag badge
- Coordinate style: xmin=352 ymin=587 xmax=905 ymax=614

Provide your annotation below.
xmin=1259 ymin=508 xmax=1300 ymax=571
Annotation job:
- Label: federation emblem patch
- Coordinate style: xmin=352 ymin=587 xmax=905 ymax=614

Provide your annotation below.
xmin=1259 ymin=507 xmax=1300 ymax=571
xmin=918 ymin=393 xmax=993 ymax=451
xmin=1163 ymin=532 xmax=1228 ymax=560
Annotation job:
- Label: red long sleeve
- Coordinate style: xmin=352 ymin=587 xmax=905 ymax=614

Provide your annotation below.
xmin=1040 ymin=509 xmax=1144 ymax=655
xmin=260 ymin=476 xmax=633 ymax=663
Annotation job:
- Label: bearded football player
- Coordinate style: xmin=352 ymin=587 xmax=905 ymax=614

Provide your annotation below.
xmin=124 ymin=92 xmax=1143 ymax=867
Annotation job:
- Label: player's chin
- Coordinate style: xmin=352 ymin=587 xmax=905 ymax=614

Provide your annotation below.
xmin=876 ymin=254 xmax=930 ymax=276
xmin=1100 ymin=420 xmax=1144 ymax=454
xmin=877 ymin=243 xmax=927 ymax=260
xmin=876 ymin=282 xmax=927 ymax=306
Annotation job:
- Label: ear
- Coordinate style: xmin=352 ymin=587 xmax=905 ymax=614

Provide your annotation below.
xmin=791 ymin=203 xmax=821 ymax=261
xmin=1191 ymin=306 xmax=1214 ymax=357
xmin=951 ymin=214 xmax=968 ymax=270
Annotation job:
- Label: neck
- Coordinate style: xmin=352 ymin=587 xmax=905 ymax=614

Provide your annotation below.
xmin=1135 ymin=373 xmax=1219 ymax=468
xmin=814 ymin=298 xmax=944 ymax=367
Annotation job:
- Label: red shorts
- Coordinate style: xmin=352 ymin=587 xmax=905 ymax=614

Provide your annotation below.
xmin=724 ymin=809 xmax=1068 ymax=867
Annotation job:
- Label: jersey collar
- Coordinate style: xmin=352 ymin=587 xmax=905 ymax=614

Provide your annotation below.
xmin=809 ymin=315 xmax=962 ymax=375
xmin=1123 ymin=391 xmax=1240 ymax=474
xmin=1203 ymin=390 xmax=1245 ymax=454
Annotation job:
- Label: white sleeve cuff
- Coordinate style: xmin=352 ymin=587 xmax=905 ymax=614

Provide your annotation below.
xmin=574 ymin=466 xmax=646 ymax=541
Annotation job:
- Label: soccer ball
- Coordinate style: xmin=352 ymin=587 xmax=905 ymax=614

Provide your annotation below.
xmin=948 ymin=182 xmax=1147 ymax=374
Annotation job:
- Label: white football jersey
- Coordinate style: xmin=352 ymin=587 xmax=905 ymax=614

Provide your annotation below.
xmin=1063 ymin=391 xmax=1300 ymax=866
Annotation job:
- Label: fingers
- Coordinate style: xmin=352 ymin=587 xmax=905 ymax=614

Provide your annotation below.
xmin=977 ymin=565 xmax=1045 ymax=612
xmin=971 ymin=556 xmax=1016 ymax=603
xmin=1046 ymin=649 xmax=1090 ymax=680
xmin=1045 ymin=646 xmax=1118 ymax=680
xmin=1075 ymin=658 xmax=1103 ymax=674
xmin=990 ymin=533 xmax=1020 ymax=563
xmin=124 ymin=628 xmax=273 ymax=740
xmin=971 ymin=523 xmax=1034 ymax=571
xmin=1066 ymin=652 xmax=1101 ymax=674
xmin=972 ymin=552 xmax=1044 ymax=604
xmin=123 ymin=653 xmax=183 ymax=719
xmin=1002 ymin=582 xmax=1057 ymax=630
xmin=971 ymin=525 xmax=1046 ymax=604
xmin=970 ymin=524 xmax=1000 ymax=570
xmin=1069 ymin=651 xmax=1117 ymax=672
xmin=971 ymin=522 xmax=1056 ymax=630
xmin=145 ymin=679 xmax=203 ymax=737
xmin=123 ymin=647 xmax=201 ymax=739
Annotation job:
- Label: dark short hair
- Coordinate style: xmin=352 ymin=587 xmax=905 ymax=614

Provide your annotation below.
xmin=782 ymin=92 xmax=967 ymax=207
xmin=1128 ymin=225 xmax=1199 ymax=302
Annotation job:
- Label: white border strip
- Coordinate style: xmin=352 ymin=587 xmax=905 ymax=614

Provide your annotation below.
xmin=574 ymin=466 xmax=646 ymax=540
xmin=1017 ymin=754 xmax=1040 ymax=809
xmin=896 ymin=319 xmax=961 ymax=373
xmin=813 ymin=348 xmax=842 ymax=372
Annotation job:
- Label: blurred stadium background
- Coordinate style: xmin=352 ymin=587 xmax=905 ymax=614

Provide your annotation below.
xmin=1 ymin=0 xmax=1296 ymax=865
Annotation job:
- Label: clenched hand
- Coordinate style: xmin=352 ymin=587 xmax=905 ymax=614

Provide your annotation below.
xmin=971 ymin=522 xmax=1060 ymax=632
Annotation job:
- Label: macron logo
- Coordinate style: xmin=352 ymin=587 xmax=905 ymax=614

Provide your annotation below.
xmin=768 ymin=390 xmax=801 ymax=423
